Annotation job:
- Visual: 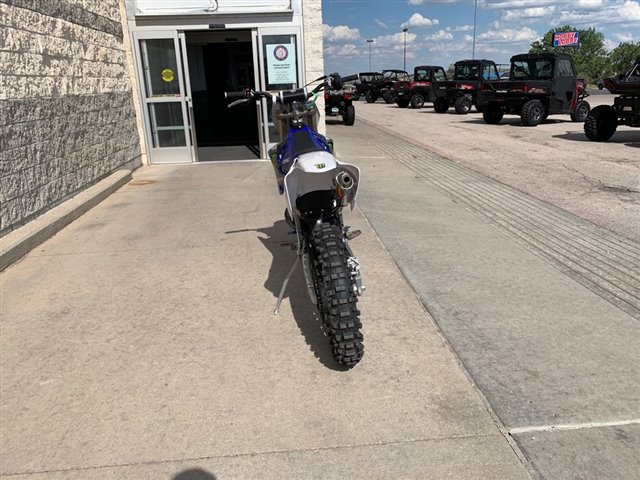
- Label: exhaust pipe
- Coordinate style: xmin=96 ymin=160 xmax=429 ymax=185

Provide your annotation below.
xmin=336 ymin=171 xmax=354 ymax=190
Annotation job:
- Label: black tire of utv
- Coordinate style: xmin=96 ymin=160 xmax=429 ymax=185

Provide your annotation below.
xmin=396 ymin=96 xmax=410 ymax=108
xmin=482 ymin=104 xmax=504 ymax=124
xmin=521 ymin=99 xmax=544 ymax=126
xmin=343 ymin=104 xmax=356 ymax=126
xmin=571 ymin=100 xmax=591 ymax=122
xmin=584 ymin=105 xmax=618 ymax=141
xmin=454 ymin=96 xmax=472 ymax=114
xmin=311 ymin=223 xmax=364 ymax=367
xmin=433 ymin=97 xmax=449 ymax=113
xmin=365 ymin=91 xmax=376 ymax=103
xmin=410 ymin=94 xmax=425 ymax=109
xmin=383 ymin=91 xmax=396 ymax=104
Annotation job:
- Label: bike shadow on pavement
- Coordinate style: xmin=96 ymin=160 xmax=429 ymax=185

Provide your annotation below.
xmin=229 ymin=220 xmax=348 ymax=370
xmin=172 ymin=468 xmax=216 ymax=480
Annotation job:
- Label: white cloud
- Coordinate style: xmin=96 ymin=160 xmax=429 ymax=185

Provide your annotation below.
xmin=477 ymin=26 xmax=538 ymax=43
xmin=401 ymin=13 xmax=440 ymax=29
xmin=426 ymin=29 xmax=454 ymax=41
xmin=323 ymin=44 xmax=360 ymax=56
xmin=323 ymin=24 xmax=361 ymax=42
xmin=615 ymin=32 xmax=636 ymax=41
xmin=374 ymin=31 xmax=418 ymax=47
xmin=502 ymin=6 xmax=556 ymax=20
xmin=464 ymin=34 xmax=474 ymax=42
xmin=558 ymin=1 xmax=640 ymax=24
xmin=374 ymin=18 xmax=389 ymax=29
xmin=449 ymin=25 xmax=474 ymax=32
xmin=482 ymin=0 xmax=556 ymax=8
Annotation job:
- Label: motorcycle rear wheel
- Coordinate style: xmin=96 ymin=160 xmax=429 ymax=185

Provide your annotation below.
xmin=310 ymin=222 xmax=364 ymax=367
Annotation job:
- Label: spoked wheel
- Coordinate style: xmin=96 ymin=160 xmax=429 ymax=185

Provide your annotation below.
xmin=571 ymin=100 xmax=590 ymax=122
xmin=410 ymin=94 xmax=425 ymax=109
xmin=454 ymin=95 xmax=472 ymax=114
xmin=310 ymin=222 xmax=364 ymax=367
xmin=521 ymin=99 xmax=544 ymax=126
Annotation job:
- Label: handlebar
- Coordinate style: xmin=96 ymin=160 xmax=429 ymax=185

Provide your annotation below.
xmin=224 ymin=91 xmax=248 ymax=99
xmin=224 ymin=73 xmax=342 ymax=109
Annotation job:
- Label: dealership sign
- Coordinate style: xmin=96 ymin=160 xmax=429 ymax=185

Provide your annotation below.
xmin=552 ymin=31 xmax=580 ymax=47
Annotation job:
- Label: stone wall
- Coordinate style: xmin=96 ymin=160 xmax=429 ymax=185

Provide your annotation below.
xmin=302 ymin=0 xmax=325 ymax=135
xmin=0 ymin=0 xmax=142 ymax=236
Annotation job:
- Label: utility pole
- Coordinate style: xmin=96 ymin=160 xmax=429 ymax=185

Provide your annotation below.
xmin=367 ymin=39 xmax=374 ymax=71
xmin=403 ymin=28 xmax=408 ymax=71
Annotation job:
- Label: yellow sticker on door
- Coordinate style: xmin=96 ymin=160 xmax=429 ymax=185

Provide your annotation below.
xmin=161 ymin=68 xmax=175 ymax=83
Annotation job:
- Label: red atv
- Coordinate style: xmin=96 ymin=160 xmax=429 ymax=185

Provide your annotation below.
xmin=478 ymin=53 xmax=590 ymax=126
xmin=394 ymin=65 xmax=448 ymax=109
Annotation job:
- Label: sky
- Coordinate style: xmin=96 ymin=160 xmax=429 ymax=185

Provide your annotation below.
xmin=321 ymin=0 xmax=640 ymax=74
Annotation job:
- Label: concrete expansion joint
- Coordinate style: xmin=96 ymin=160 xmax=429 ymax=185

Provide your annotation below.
xmin=0 ymin=434 xmax=500 ymax=477
xmin=509 ymin=418 xmax=640 ymax=435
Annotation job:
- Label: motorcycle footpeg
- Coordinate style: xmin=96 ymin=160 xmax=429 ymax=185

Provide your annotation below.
xmin=346 ymin=229 xmax=362 ymax=240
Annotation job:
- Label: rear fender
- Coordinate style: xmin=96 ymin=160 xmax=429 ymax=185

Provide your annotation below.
xmin=284 ymin=151 xmax=360 ymax=215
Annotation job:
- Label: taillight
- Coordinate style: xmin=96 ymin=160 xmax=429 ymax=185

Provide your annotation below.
xmin=324 ymin=91 xmax=329 ymax=100
xmin=343 ymin=93 xmax=351 ymax=100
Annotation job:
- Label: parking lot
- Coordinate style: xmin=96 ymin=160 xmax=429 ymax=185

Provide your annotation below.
xmin=348 ymin=93 xmax=639 ymax=241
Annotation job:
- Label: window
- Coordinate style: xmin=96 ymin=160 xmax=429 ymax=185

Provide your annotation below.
xmin=557 ymin=59 xmax=574 ymax=77
xmin=433 ymin=68 xmax=447 ymax=81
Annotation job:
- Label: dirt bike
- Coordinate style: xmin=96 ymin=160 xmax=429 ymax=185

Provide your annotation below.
xmin=225 ymin=74 xmax=365 ymax=367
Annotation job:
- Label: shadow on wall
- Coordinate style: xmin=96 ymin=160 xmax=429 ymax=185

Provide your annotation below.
xmin=173 ymin=468 xmax=217 ymax=480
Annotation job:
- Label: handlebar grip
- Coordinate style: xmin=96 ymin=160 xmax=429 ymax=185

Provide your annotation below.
xmin=225 ymin=91 xmax=247 ymax=99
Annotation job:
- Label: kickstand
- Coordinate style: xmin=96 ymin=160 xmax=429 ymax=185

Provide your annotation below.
xmin=274 ymin=255 xmax=300 ymax=315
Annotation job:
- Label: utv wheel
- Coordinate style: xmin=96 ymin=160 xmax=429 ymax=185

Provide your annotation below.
xmin=454 ymin=95 xmax=472 ymax=114
xmin=396 ymin=96 xmax=410 ymax=108
xmin=365 ymin=91 xmax=376 ymax=103
xmin=410 ymin=94 xmax=425 ymax=109
xmin=584 ymin=105 xmax=618 ymax=141
xmin=383 ymin=90 xmax=396 ymax=104
xmin=433 ymin=97 xmax=449 ymax=113
xmin=342 ymin=104 xmax=356 ymax=126
xmin=571 ymin=100 xmax=590 ymax=122
xmin=482 ymin=104 xmax=504 ymax=124
xmin=310 ymin=223 xmax=364 ymax=367
xmin=521 ymin=99 xmax=544 ymax=126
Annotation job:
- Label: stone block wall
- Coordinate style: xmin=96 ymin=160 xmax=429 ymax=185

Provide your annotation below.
xmin=302 ymin=0 xmax=325 ymax=135
xmin=0 ymin=0 xmax=142 ymax=236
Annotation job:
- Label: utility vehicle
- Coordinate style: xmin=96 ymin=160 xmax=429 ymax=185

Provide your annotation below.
xmin=478 ymin=53 xmax=590 ymax=126
xmin=433 ymin=59 xmax=500 ymax=114
xmin=324 ymin=84 xmax=356 ymax=125
xmin=585 ymin=57 xmax=640 ymax=141
xmin=365 ymin=69 xmax=410 ymax=104
xmin=394 ymin=65 xmax=448 ymax=109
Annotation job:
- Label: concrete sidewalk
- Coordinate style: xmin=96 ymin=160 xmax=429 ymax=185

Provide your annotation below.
xmin=0 ymin=163 xmax=531 ymax=479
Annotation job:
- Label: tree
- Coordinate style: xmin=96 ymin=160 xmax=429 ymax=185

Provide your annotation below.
xmin=608 ymin=42 xmax=640 ymax=75
xmin=530 ymin=25 xmax=608 ymax=82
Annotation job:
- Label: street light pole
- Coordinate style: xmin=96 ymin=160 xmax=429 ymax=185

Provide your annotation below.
xmin=472 ymin=0 xmax=478 ymax=59
xmin=367 ymin=39 xmax=374 ymax=71
xmin=402 ymin=28 xmax=408 ymax=71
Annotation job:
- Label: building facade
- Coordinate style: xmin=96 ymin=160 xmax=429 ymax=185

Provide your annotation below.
xmin=1 ymin=0 xmax=324 ymax=236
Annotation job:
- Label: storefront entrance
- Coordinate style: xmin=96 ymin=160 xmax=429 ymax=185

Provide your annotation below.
xmin=132 ymin=25 xmax=303 ymax=165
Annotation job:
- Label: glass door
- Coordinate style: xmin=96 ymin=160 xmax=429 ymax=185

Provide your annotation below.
xmin=256 ymin=27 xmax=304 ymax=154
xmin=134 ymin=31 xmax=193 ymax=164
